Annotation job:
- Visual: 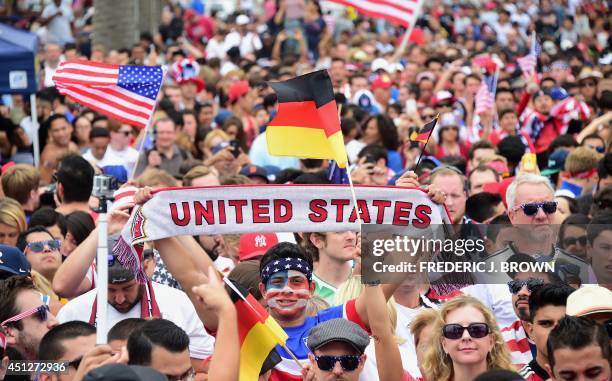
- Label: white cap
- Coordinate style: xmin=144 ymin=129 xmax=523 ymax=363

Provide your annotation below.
xmin=236 ymin=14 xmax=249 ymax=25
xmin=371 ymin=58 xmax=390 ymax=73
xmin=566 ymin=285 xmax=612 ymax=317
xmin=554 ymin=189 xmax=576 ymax=199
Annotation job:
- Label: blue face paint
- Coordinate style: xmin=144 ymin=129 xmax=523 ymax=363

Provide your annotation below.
xmin=266 ymin=270 xmax=289 ymax=290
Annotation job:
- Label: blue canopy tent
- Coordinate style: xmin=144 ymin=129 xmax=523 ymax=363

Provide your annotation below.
xmin=0 ymin=23 xmax=40 ymax=165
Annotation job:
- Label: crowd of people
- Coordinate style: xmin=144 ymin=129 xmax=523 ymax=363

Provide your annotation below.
xmin=0 ymin=0 xmax=611 ymax=380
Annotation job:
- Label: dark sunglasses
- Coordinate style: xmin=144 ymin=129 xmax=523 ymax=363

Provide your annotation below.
xmin=508 ymin=278 xmax=544 ymax=294
xmin=27 ymin=239 xmax=61 ymax=253
xmin=512 ymin=201 xmax=557 ymax=216
xmin=586 ymin=145 xmax=605 ymax=153
xmin=563 ymin=236 xmax=587 ymax=247
xmin=1 ymin=304 xmax=50 ymax=327
xmin=442 ymin=323 xmax=489 ymax=340
xmin=315 ymin=355 xmax=361 ymax=372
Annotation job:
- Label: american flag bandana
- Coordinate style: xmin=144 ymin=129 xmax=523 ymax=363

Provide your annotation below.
xmin=261 ymin=257 xmax=312 ymax=284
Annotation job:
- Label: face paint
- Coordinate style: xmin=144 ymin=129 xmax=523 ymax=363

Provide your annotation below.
xmin=265 ymin=270 xmax=311 ymax=315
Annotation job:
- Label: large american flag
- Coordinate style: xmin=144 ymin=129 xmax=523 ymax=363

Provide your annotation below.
xmin=53 ymin=60 xmax=164 ymax=128
xmin=475 ymin=74 xmax=498 ymax=115
xmin=517 ymin=32 xmax=541 ymax=76
xmin=325 ymin=0 xmax=423 ymax=27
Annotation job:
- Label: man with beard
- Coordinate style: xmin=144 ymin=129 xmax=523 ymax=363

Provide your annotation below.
xmin=500 ymin=255 xmax=559 ymax=368
xmin=0 ymin=276 xmax=59 ymax=360
xmin=56 ymin=254 xmax=215 ymax=365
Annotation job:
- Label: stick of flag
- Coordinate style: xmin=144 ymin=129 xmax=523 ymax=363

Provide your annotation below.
xmin=410 ymin=116 xmax=438 ymax=169
xmin=517 ymin=31 xmax=541 ymax=78
xmin=223 ymin=277 xmax=293 ymax=381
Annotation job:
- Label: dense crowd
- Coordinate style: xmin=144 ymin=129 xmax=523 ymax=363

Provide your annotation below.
xmin=0 ymin=0 xmax=611 ymax=380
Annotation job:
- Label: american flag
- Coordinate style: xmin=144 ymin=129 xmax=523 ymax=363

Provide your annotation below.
xmin=325 ymin=0 xmax=423 ymax=27
xmin=517 ymin=32 xmax=541 ymax=76
xmin=53 ymin=60 xmax=164 ymax=129
xmin=475 ymin=74 xmax=497 ymax=115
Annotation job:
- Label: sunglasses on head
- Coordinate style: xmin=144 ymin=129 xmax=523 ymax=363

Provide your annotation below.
xmin=508 ymin=278 xmax=544 ymax=294
xmin=1 ymin=304 xmax=50 ymax=327
xmin=563 ymin=236 xmax=587 ymax=247
xmin=27 ymin=239 xmax=61 ymax=253
xmin=512 ymin=201 xmax=557 ymax=216
xmin=443 ymin=323 xmax=489 ymax=340
xmin=315 ymin=355 xmax=362 ymax=372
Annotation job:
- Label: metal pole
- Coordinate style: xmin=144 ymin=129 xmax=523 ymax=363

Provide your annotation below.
xmin=95 ymin=199 xmax=109 ymax=344
xmin=30 ymin=93 xmax=40 ymax=168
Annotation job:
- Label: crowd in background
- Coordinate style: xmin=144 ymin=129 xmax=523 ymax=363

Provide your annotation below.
xmin=0 ymin=0 xmax=611 ymax=380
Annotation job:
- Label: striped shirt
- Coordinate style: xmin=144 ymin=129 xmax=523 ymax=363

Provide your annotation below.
xmin=519 ymin=359 xmax=549 ymax=381
xmin=501 ymin=319 xmax=535 ymax=368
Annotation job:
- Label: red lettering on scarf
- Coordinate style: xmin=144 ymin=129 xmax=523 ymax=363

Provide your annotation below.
xmin=393 ymin=201 xmax=413 ymax=225
xmin=252 ymin=199 xmax=270 ymax=223
xmin=308 ymin=199 xmax=327 ymax=222
xmin=194 ymin=201 xmax=215 ymax=225
xmin=274 ymin=199 xmax=292 ymax=223
xmin=372 ymin=200 xmax=392 ymax=224
xmin=170 ymin=202 xmax=191 ymax=226
xmin=331 ymin=199 xmax=350 ymax=222
xmin=413 ymin=205 xmax=432 ymax=228
xmin=228 ymin=200 xmax=248 ymax=223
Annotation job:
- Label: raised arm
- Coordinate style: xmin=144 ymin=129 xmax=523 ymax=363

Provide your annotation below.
xmin=192 ymin=267 xmax=239 ymax=381
xmin=365 ymin=285 xmax=404 ymax=381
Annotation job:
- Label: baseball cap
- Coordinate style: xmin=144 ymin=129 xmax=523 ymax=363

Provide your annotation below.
xmin=239 ymin=165 xmax=269 ymax=183
xmin=236 ymin=14 xmax=250 ymax=26
xmin=432 ymin=91 xmax=456 ymax=107
xmin=228 ymin=81 xmax=251 ymax=103
xmin=0 ymin=245 xmax=31 ymax=277
xmin=83 ymin=364 xmax=168 ymax=381
xmin=371 ymin=75 xmax=392 ymax=91
xmin=541 ymin=149 xmax=569 ymax=176
xmin=239 ymin=233 xmax=279 ymax=261
xmin=438 ymin=112 xmax=459 ymax=128
xmin=371 ymin=58 xmax=390 ymax=73
xmin=566 ymin=285 xmax=612 ymax=317
xmin=307 ymin=318 xmax=370 ymax=354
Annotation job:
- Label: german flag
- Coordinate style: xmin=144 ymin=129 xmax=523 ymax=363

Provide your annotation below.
xmin=410 ymin=117 xmax=438 ymax=144
xmin=225 ymin=277 xmax=287 ymax=381
xmin=267 ymin=70 xmax=347 ymax=168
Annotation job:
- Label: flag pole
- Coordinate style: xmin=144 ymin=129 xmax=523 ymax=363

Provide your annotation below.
xmin=413 ymin=114 xmax=438 ymax=171
xmin=129 ymin=66 xmax=168 ymax=182
xmin=338 ymin=104 xmax=363 ymax=230
xmin=391 ymin=0 xmax=423 ymax=63
xmin=222 ymin=277 xmax=304 ymax=370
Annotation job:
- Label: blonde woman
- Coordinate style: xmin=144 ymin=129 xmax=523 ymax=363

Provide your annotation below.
xmin=422 ymin=295 xmax=513 ymax=381
xmin=410 ymin=309 xmax=441 ymax=380
xmin=0 ymin=198 xmax=26 ymax=246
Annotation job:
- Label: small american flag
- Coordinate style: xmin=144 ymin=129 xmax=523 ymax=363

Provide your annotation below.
xmin=475 ymin=74 xmax=498 ymax=115
xmin=326 ymin=0 xmax=423 ymax=27
xmin=53 ymin=60 xmax=164 ymax=129
xmin=517 ymin=32 xmax=541 ymax=76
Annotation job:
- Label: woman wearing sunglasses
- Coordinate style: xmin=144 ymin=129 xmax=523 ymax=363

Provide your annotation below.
xmin=422 ymin=296 xmax=513 ymax=381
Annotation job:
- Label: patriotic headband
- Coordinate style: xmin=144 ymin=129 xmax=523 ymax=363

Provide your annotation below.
xmin=261 ymin=257 xmax=312 ymax=284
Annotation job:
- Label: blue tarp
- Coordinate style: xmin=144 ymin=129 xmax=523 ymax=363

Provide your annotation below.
xmin=0 ymin=23 xmax=38 ymax=94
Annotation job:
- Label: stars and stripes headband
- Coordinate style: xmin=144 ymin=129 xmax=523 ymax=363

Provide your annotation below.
xmin=261 ymin=257 xmax=312 ymax=284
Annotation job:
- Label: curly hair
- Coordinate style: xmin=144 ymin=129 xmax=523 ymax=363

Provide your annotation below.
xmin=422 ymin=295 xmax=513 ymax=381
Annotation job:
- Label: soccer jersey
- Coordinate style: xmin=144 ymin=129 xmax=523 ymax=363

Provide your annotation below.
xmin=519 ymin=359 xmax=549 ymax=381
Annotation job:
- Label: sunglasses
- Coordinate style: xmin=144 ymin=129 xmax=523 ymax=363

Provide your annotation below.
xmin=442 ymin=323 xmax=489 ymax=340
xmin=563 ymin=236 xmax=587 ymax=247
xmin=586 ymin=145 xmax=605 ymax=153
xmin=27 ymin=239 xmax=61 ymax=253
xmin=1 ymin=304 xmax=50 ymax=327
xmin=315 ymin=355 xmax=362 ymax=372
xmin=508 ymin=278 xmax=544 ymax=294
xmin=166 ymin=367 xmax=196 ymax=381
xmin=512 ymin=201 xmax=557 ymax=216
xmin=580 ymin=81 xmax=596 ymax=88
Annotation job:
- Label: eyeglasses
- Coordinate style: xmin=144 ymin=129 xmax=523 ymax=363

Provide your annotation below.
xmin=562 ymin=236 xmax=587 ymax=247
xmin=27 ymin=239 xmax=61 ymax=253
xmin=1 ymin=303 xmax=50 ymax=327
xmin=166 ymin=367 xmax=195 ymax=381
xmin=442 ymin=323 xmax=490 ymax=340
xmin=511 ymin=201 xmax=557 ymax=216
xmin=314 ymin=355 xmax=362 ymax=372
xmin=508 ymin=278 xmax=544 ymax=294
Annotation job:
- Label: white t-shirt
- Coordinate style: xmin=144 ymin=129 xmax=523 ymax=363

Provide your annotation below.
xmin=41 ymin=2 xmax=74 ymax=45
xmin=360 ymin=303 xmax=428 ymax=381
xmin=462 ymin=283 xmax=516 ymax=328
xmin=105 ymin=145 xmax=140 ymax=177
xmin=56 ymin=282 xmax=215 ymax=359
xmin=224 ymin=31 xmax=262 ymax=56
